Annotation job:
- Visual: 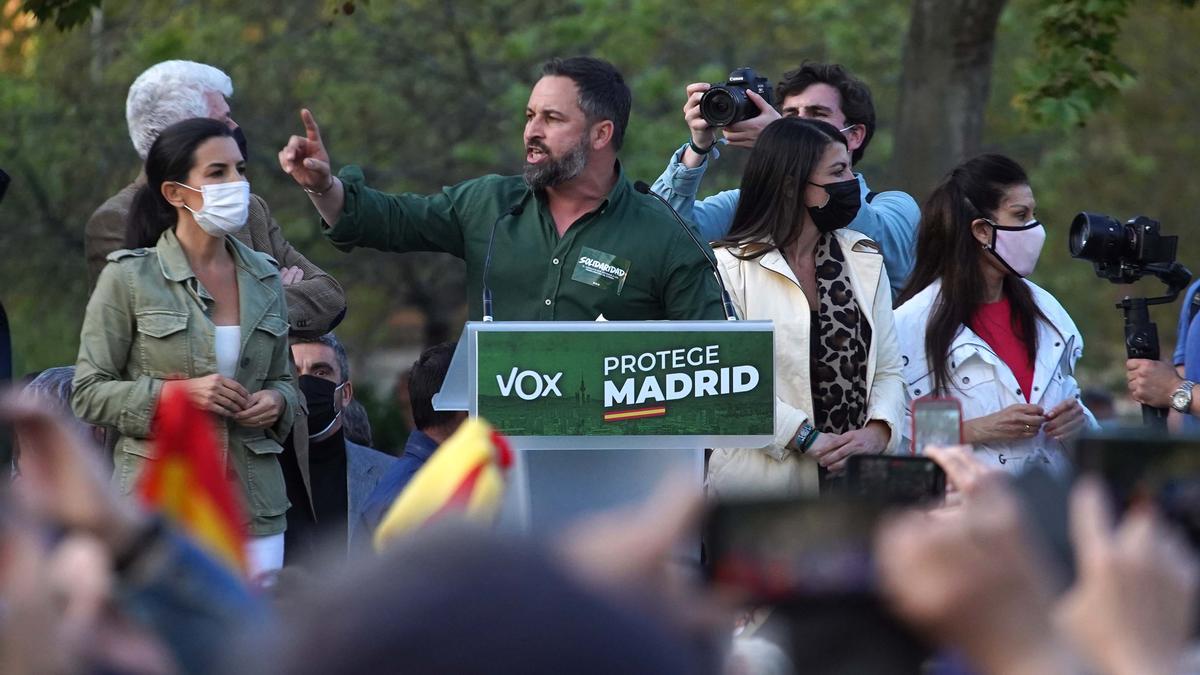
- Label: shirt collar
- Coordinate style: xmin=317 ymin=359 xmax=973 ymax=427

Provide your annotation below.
xmin=155 ymin=227 xmax=275 ymax=283
xmin=402 ymin=429 xmax=440 ymax=461
xmin=533 ymin=159 xmax=628 ymax=213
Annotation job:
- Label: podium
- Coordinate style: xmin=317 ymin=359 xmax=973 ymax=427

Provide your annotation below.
xmin=434 ymin=321 xmax=774 ymax=535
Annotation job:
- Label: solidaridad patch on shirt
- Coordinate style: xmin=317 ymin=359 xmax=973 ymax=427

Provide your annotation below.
xmin=571 ymin=246 xmax=631 ymax=295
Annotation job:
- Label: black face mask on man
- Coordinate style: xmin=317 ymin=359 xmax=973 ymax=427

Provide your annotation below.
xmin=806 ymin=177 xmax=861 ymax=233
xmin=298 ymin=374 xmax=346 ymax=441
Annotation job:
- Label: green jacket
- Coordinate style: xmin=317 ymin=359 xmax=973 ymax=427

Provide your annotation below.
xmin=72 ymin=229 xmax=297 ymax=536
xmin=324 ymin=165 xmax=725 ymax=321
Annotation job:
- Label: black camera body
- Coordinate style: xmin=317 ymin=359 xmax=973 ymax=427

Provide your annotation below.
xmin=1069 ymin=212 xmax=1179 ymax=284
xmin=699 ymin=67 xmax=774 ymax=128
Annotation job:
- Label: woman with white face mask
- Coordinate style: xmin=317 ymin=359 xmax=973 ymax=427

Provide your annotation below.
xmin=72 ymin=118 xmax=297 ymax=579
xmin=894 ymin=154 xmax=1094 ymax=474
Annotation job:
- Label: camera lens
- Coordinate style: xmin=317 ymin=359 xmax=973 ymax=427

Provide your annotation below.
xmin=700 ymin=87 xmax=743 ymax=127
xmin=1069 ymin=212 xmax=1125 ymax=263
xmin=1068 ymin=214 xmax=1091 ymax=258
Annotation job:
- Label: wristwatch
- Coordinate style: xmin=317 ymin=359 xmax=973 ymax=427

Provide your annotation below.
xmin=1171 ymin=380 xmax=1195 ymax=414
xmin=793 ymin=422 xmax=818 ymax=454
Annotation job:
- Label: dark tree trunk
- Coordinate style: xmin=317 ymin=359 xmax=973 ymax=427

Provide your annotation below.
xmin=891 ymin=0 xmax=1009 ymax=202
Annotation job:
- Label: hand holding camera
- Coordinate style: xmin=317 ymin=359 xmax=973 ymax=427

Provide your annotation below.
xmin=680 ymin=68 xmax=779 ymax=165
xmin=1125 ymin=358 xmax=1183 ymax=409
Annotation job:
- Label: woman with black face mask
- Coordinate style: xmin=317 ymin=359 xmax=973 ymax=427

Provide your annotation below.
xmin=707 ymin=117 xmax=906 ymax=497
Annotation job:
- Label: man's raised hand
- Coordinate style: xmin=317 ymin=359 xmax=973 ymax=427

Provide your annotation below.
xmin=278 ymin=108 xmax=333 ymax=193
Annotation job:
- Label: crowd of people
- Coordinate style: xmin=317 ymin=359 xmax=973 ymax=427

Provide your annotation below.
xmin=2 ymin=52 xmax=1199 ymax=673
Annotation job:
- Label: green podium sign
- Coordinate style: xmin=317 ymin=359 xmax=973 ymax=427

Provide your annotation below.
xmin=475 ymin=328 xmax=773 ymax=437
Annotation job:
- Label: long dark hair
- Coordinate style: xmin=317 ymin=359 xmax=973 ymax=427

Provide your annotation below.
xmin=126 ymin=118 xmax=233 ymax=249
xmin=897 ymin=153 xmax=1048 ymax=396
xmin=715 ymin=117 xmax=847 ymax=259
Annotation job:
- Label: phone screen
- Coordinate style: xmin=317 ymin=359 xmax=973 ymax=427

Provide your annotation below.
xmin=846 ymin=456 xmax=946 ymax=506
xmin=705 ymin=498 xmax=882 ymax=603
xmin=704 ymin=498 xmax=930 ymax=672
xmin=912 ymin=398 xmax=962 ymax=454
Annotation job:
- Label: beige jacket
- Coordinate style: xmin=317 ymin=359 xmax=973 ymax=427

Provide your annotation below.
xmin=707 ymin=229 xmax=906 ymax=497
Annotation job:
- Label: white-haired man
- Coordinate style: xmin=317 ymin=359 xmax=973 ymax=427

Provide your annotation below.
xmin=85 ymin=59 xmax=346 ymax=338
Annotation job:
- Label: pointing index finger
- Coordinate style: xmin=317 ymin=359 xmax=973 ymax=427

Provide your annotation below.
xmin=301 ymin=108 xmax=322 ymax=143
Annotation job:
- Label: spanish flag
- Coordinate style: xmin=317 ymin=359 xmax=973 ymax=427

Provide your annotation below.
xmin=138 ymin=386 xmax=248 ymax=575
xmin=374 ymin=417 xmax=513 ymax=551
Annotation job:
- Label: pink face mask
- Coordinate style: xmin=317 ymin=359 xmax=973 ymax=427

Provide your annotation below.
xmin=985 ymin=219 xmax=1045 ymax=278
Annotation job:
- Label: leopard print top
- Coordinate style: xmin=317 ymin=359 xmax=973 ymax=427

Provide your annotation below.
xmin=810 ymin=234 xmax=872 ymax=435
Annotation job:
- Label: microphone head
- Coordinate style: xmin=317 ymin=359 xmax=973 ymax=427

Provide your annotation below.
xmin=510 ymin=203 xmax=525 ymax=216
xmin=633 ymin=180 xmax=651 ymax=195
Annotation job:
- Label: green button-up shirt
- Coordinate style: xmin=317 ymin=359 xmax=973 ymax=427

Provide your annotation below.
xmin=324 ymin=164 xmax=724 ymax=321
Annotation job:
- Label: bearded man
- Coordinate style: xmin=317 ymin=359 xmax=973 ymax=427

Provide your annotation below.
xmin=278 ymin=56 xmax=723 ymax=321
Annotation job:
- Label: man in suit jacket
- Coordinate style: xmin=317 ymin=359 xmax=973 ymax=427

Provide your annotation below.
xmin=290 ymin=334 xmax=395 ymax=559
xmin=84 ymin=60 xmax=348 ymax=534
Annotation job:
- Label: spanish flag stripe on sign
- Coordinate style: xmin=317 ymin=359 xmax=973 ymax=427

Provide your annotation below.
xmin=603 ymin=406 xmax=667 ymax=422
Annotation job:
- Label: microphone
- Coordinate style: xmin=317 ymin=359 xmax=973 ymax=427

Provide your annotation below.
xmin=482 ymin=200 xmax=527 ymax=322
xmin=633 ymin=181 xmax=737 ymax=320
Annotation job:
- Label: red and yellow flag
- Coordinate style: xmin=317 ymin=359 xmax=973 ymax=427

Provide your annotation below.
xmin=138 ymin=386 xmax=248 ymax=575
xmin=373 ymin=417 xmax=513 ymax=551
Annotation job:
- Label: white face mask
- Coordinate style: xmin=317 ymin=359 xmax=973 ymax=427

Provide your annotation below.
xmin=985 ymin=218 xmax=1045 ymax=278
xmin=174 ymin=180 xmax=250 ymax=236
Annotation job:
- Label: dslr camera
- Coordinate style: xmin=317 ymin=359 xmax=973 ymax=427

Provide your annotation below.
xmin=1069 ymin=212 xmax=1179 ymax=283
xmin=699 ymin=67 xmax=774 ymax=128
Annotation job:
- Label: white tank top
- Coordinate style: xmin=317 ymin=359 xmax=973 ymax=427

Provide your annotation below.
xmin=214 ymin=325 xmax=242 ymax=379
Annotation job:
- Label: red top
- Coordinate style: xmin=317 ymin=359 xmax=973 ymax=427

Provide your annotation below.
xmin=968 ymin=296 xmax=1034 ymax=402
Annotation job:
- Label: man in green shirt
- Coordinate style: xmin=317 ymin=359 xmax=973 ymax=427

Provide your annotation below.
xmin=278 ymin=56 xmax=723 ymax=321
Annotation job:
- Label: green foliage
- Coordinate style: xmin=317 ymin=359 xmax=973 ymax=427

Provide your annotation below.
xmin=1016 ymin=0 xmax=1196 ymax=129
xmin=19 ymin=0 xmax=102 ymax=29
xmin=1015 ymin=0 xmax=1136 ymax=127
xmin=3 ymin=0 xmax=1200 ymax=414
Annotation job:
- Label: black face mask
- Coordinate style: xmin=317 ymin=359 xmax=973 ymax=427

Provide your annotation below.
xmin=806 ymin=177 xmax=861 ymax=233
xmin=299 ymin=375 xmax=345 ymax=440
xmin=232 ymin=125 xmax=248 ymax=161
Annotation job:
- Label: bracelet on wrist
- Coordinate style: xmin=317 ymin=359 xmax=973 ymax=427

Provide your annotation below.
xmin=688 ymin=138 xmax=715 ymax=156
xmin=793 ymin=422 xmax=819 ymax=454
xmin=803 ymin=430 xmax=820 ymax=453
xmin=304 ymin=176 xmax=336 ymax=197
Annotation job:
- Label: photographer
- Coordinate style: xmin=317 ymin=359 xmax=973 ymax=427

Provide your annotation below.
xmin=895 ymin=154 xmax=1093 ymax=474
xmin=650 ymin=62 xmax=919 ymax=296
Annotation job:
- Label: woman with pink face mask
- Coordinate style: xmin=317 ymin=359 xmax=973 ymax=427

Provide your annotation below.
xmin=894 ymin=154 xmax=1094 ymax=474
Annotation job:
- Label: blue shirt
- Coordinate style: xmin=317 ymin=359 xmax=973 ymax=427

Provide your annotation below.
xmin=1174 ymin=279 xmax=1200 ymax=431
xmin=650 ymin=141 xmax=920 ymax=297
xmin=359 ymin=430 xmax=441 ymax=535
